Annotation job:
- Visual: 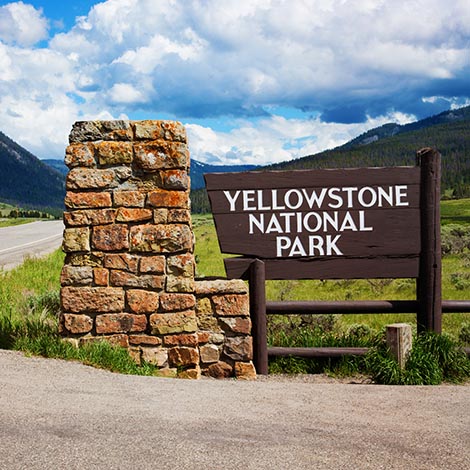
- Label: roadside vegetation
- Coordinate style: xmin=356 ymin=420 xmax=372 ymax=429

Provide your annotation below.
xmin=0 ymin=200 xmax=469 ymax=382
xmin=0 ymin=251 xmax=158 ymax=376
xmin=194 ymin=200 xmax=470 ymax=383
xmin=0 ymin=202 xmax=59 ymax=227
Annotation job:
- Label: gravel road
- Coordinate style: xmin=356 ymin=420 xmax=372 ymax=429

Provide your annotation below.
xmin=0 ymin=349 xmax=468 ymax=470
xmin=0 ymin=220 xmax=63 ymax=270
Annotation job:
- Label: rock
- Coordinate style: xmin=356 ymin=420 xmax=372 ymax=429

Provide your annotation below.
xmin=126 ymin=289 xmax=159 ymax=313
xmin=95 ymin=313 xmax=147 ymax=334
xmin=62 ymin=314 xmax=93 ymax=334
xmin=150 ymin=311 xmax=197 ymax=335
xmin=61 ymin=286 xmax=125 ymax=313
xmin=207 ymin=361 xmax=233 ymax=378
xmin=234 ymin=362 xmax=257 ymax=380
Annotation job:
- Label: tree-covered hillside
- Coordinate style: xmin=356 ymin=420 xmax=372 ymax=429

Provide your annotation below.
xmin=266 ymin=119 xmax=470 ymax=196
xmin=0 ymin=131 xmax=65 ymax=209
xmin=192 ymin=106 xmax=470 ymax=213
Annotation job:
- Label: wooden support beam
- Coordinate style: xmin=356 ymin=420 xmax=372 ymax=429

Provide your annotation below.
xmin=416 ymin=148 xmax=442 ymax=333
xmin=249 ymin=259 xmax=268 ymax=375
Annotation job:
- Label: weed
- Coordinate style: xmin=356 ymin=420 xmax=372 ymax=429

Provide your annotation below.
xmin=459 ymin=322 xmax=470 ymax=344
xmin=366 ymin=332 xmax=470 ymax=385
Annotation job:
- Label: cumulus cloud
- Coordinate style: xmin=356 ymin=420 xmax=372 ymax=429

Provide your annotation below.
xmin=0 ymin=2 xmax=49 ymax=46
xmin=0 ymin=0 xmax=469 ymax=163
xmin=186 ymin=110 xmax=415 ymax=165
xmin=46 ymin=0 xmax=470 ymax=120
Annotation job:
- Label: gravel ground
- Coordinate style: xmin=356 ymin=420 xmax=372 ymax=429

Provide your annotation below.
xmin=0 ymin=349 xmax=469 ymax=470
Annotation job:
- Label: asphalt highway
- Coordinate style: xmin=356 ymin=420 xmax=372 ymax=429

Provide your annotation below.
xmin=0 ymin=350 xmax=469 ymax=470
xmin=0 ymin=220 xmax=63 ymax=270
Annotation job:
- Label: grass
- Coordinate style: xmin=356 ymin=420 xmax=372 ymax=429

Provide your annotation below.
xmin=1 ymin=200 xmax=469 ymax=381
xmin=441 ymin=198 xmax=470 ymax=225
xmin=192 ymin=204 xmax=470 ymax=381
xmin=193 ymin=212 xmax=470 ymax=339
xmin=0 ymin=250 xmax=159 ymax=376
xmin=0 ymin=218 xmax=42 ymax=228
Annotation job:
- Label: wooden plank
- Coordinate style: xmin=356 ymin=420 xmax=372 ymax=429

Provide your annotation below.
xmin=268 ymin=347 xmax=369 ymax=358
xmin=204 ymin=166 xmax=420 ymax=190
xmin=266 ymin=300 xmax=418 ymax=314
xmin=224 ymin=256 xmax=419 ymax=280
xmin=207 ymin=184 xmax=420 ymax=214
xmin=213 ymin=208 xmax=420 ymax=258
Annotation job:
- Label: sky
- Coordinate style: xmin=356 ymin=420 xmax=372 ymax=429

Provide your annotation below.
xmin=0 ymin=0 xmax=470 ymax=166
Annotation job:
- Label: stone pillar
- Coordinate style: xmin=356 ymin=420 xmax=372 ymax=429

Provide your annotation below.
xmin=60 ymin=120 xmax=255 ymax=379
xmin=60 ymin=120 xmax=199 ymax=377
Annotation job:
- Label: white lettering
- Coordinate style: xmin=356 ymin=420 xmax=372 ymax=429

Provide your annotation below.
xmin=242 ymin=190 xmax=256 ymax=211
xmin=276 ymin=236 xmax=291 ymax=257
xmin=359 ymin=211 xmax=373 ymax=231
xmin=223 ymin=190 xmax=240 ymax=212
xmin=339 ymin=212 xmax=358 ymax=231
xmin=285 ymin=189 xmax=303 ymax=210
xmin=377 ymin=186 xmax=394 ymax=207
xmin=308 ymin=236 xmax=324 ymax=255
xmin=257 ymin=190 xmax=270 ymax=211
xmin=328 ymin=188 xmax=343 ymax=209
xmin=326 ymin=235 xmax=343 ymax=255
xmin=358 ymin=187 xmax=377 ymax=208
xmin=272 ymin=190 xmax=286 ymax=210
xmin=249 ymin=213 xmax=264 ymax=234
xmin=302 ymin=187 xmax=328 ymax=209
xmin=303 ymin=212 xmax=322 ymax=232
xmin=289 ymin=236 xmax=307 ymax=256
xmin=343 ymin=187 xmax=358 ymax=208
xmin=323 ymin=211 xmax=339 ymax=232
xmin=395 ymin=185 xmax=409 ymax=206
xmin=266 ymin=214 xmax=284 ymax=234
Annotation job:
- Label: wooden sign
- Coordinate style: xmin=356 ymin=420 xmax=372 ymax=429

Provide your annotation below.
xmin=205 ymin=166 xmax=421 ymax=280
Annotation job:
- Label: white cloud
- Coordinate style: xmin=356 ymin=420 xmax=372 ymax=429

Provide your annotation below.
xmin=108 ymin=82 xmax=146 ymax=104
xmin=0 ymin=0 xmax=469 ymax=164
xmin=186 ymin=110 xmax=415 ymax=165
xmin=0 ymin=2 xmax=49 ymax=46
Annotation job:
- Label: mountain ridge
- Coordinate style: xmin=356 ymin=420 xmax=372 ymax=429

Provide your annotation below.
xmin=2 ymin=105 xmax=470 ymax=212
xmin=0 ymin=131 xmax=65 ymax=209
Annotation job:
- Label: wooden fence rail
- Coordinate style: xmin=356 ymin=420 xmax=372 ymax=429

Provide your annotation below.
xmin=266 ymin=300 xmax=470 ymax=315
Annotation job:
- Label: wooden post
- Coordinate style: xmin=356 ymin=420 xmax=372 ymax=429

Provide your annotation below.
xmin=386 ymin=323 xmax=412 ymax=369
xmin=249 ymin=259 xmax=268 ymax=375
xmin=416 ymin=148 xmax=442 ymax=333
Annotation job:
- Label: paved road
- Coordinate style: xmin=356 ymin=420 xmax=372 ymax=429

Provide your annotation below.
xmin=0 ymin=350 xmax=468 ymax=470
xmin=0 ymin=220 xmax=63 ymax=270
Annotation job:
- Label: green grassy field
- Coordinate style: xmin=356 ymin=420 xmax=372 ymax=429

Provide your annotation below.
xmin=0 ymin=218 xmax=43 ymax=228
xmin=194 ymin=199 xmax=470 ymax=339
xmin=0 ymin=198 xmax=468 ymax=380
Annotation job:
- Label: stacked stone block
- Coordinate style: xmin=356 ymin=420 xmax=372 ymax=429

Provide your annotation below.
xmin=60 ymin=120 xmax=255 ymax=379
xmin=195 ymin=279 xmax=255 ymax=379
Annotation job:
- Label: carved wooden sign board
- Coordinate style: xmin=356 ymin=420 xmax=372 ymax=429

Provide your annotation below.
xmin=204 ymin=167 xmax=421 ymax=280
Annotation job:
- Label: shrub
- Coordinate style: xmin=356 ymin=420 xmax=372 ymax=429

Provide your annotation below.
xmin=366 ymin=332 xmax=470 ymax=385
xmin=459 ymin=322 xmax=470 ymax=344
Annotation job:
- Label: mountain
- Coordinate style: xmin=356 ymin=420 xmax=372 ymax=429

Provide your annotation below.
xmin=192 ymin=105 xmax=470 ymax=212
xmin=266 ymin=106 xmax=470 ymax=196
xmin=42 ymin=159 xmax=68 ymax=176
xmin=0 ymin=132 xmax=65 ymax=209
xmin=190 ymin=160 xmax=258 ymax=190
xmin=42 ymin=157 xmax=258 ymax=190
xmin=342 ymin=106 xmax=470 ymax=149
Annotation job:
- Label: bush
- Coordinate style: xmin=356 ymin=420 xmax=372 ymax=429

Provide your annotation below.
xmin=366 ymin=332 xmax=470 ymax=385
xmin=459 ymin=322 xmax=470 ymax=344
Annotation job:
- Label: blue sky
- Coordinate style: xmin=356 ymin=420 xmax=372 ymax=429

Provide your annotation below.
xmin=0 ymin=0 xmax=470 ymax=165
